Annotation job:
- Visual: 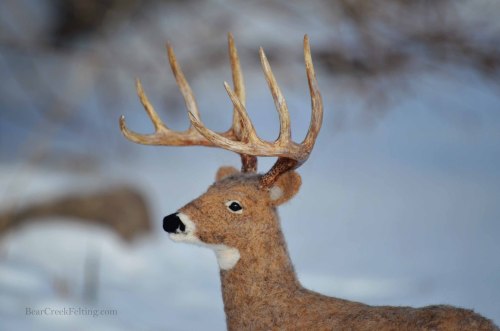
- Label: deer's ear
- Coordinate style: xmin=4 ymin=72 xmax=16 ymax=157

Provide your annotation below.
xmin=215 ymin=166 xmax=239 ymax=181
xmin=268 ymin=171 xmax=302 ymax=206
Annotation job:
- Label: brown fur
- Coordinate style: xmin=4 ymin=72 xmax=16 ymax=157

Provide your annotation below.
xmin=174 ymin=167 xmax=498 ymax=331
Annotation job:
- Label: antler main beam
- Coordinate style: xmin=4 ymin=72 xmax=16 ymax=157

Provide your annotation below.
xmin=120 ymin=34 xmax=323 ymax=186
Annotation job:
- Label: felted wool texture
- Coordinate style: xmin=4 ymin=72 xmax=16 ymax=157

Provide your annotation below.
xmin=174 ymin=167 xmax=499 ymax=331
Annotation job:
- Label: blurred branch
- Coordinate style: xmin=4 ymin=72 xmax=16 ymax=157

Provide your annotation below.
xmin=318 ymin=0 xmax=500 ymax=78
xmin=0 ymin=186 xmax=152 ymax=242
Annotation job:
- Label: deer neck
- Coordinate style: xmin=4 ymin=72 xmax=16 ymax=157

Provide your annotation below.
xmin=219 ymin=210 xmax=301 ymax=315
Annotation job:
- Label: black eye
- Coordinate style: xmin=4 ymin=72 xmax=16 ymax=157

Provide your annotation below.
xmin=225 ymin=200 xmax=243 ymax=214
xmin=229 ymin=202 xmax=242 ymax=211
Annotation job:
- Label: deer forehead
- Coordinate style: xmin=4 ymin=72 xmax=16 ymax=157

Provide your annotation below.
xmin=209 ymin=175 xmax=264 ymax=196
xmin=181 ymin=178 xmax=269 ymax=214
xmin=197 ymin=187 xmax=263 ymax=206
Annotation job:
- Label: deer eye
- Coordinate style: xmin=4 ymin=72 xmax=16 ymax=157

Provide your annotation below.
xmin=225 ymin=200 xmax=243 ymax=214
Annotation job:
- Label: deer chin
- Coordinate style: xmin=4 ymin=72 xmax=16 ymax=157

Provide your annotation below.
xmin=170 ymin=213 xmax=240 ymax=270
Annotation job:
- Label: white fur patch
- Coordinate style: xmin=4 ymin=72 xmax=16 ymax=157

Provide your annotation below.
xmin=211 ymin=245 xmax=241 ymax=270
xmin=269 ymin=186 xmax=283 ymax=201
xmin=169 ymin=213 xmax=199 ymax=244
xmin=169 ymin=213 xmax=240 ymax=270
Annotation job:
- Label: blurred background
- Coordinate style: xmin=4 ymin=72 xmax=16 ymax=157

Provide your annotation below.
xmin=1 ymin=0 xmax=499 ymax=330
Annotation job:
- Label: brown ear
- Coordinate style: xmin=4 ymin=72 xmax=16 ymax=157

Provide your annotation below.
xmin=267 ymin=171 xmax=302 ymax=206
xmin=215 ymin=166 xmax=239 ymax=181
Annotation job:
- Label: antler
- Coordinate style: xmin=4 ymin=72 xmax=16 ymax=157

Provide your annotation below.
xmin=188 ymin=35 xmax=323 ymax=187
xmin=120 ymin=34 xmax=323 ymax=187
xmin=119 ymin=33 xmax=257 ymax=172
xmin=227 ymin=35 xmax=258 ymax=173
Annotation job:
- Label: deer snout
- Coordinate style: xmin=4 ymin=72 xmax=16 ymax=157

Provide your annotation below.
xmin=163 ymin=213 xmax=186 ymax=233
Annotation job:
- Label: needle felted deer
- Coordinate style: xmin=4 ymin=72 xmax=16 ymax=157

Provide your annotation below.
xmin=119 ymin=34 xmax=498 ymax=331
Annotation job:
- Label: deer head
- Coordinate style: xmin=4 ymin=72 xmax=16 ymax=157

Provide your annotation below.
xmin=120 ymin=34 xmax=322 ymax=270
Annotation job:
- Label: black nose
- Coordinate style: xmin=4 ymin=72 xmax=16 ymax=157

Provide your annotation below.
xmin=163 ymin=213 xmax=186 ymax=233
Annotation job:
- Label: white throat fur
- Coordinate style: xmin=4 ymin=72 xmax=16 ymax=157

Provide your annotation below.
xmin=170 ymin=213 xmax=241 ymax=270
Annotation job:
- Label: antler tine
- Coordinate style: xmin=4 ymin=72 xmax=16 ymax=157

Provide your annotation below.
xmin=302 ymin=35 xmax=323 ymax=150
xmin=228 ymin=33 xmax=246 ymax=117
xmin=228 ymin=33 xmax=257 ymax=173
xmin=223 ymin=82 xmax=260 ymax=144
xmin=259 ymin=47 xmax=291 ymax=143
xmin=135 ymin=78 xmax=165 ymax=131
xmin=167 ymin=43 xmax=201 ymax=124
xmin=119 ymin=79 xmax=168 ymax=145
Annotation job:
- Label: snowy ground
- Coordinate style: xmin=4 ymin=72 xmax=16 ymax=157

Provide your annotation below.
xmin=1 ymin=67 xmax=499 ymax=330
